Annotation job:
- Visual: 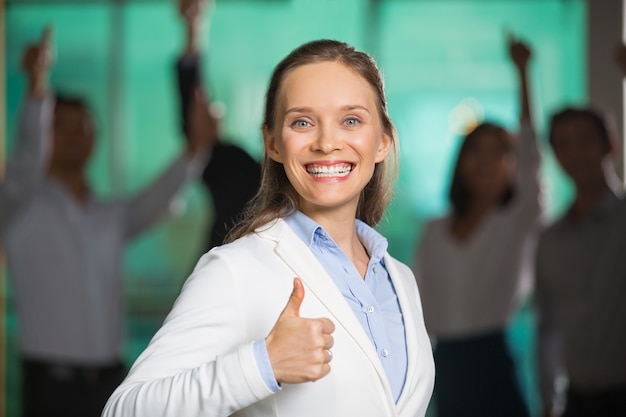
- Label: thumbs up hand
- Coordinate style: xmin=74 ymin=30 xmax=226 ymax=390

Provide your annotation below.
xmin=265 ymin=278 xmax=335 ymax=384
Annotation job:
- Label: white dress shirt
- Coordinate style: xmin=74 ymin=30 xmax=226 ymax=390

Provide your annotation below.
xmin=414 ymin=121 xmax=541 ymax=340
xmin=0 ymin=95 xmax=204 ymax=365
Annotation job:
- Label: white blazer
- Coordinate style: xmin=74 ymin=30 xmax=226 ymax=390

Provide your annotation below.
xmin=102 ymin=219 xmax=434 ymax=417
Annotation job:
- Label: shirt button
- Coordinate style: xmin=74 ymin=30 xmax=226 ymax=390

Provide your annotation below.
xmin=373 ymin=266 xmax=378 ymax=273
xmin=381 ymin=349 xmax=389 ymax=357
xmin=367 ymin=305 xmax=375 ymax=313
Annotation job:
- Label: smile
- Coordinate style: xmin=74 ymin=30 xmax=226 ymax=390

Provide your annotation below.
xmin=305 ymin=163 xmax=353 ymax=178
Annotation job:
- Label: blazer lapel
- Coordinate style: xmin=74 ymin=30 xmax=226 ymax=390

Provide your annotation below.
xmin=385 ymin=255 xmax=424 ymax=409
xmin=259 ymin=220 xmax=391 ymax=391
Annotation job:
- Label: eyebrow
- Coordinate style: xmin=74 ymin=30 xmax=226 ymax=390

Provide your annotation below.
xmin=285 ymin=105 xmax=371 ymax=115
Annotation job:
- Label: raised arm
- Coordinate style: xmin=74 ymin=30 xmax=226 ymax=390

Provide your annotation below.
xmin=176 ymin=0 xmax=212 ymax=140
xmin=123 ymin=89 xmax=217 ymax=239
xmin=508 ymin=34 xmax=533 ymax=125
xmin=507 ymin=35 xmax=541 ymax=220
xmin=125 ymin=0 xmax=218 ymax=238
xmin=0 ymin=29 xmax=54 ymax=231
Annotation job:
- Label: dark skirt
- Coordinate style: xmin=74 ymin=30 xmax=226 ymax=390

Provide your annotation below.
xmin=433 ymin=329 xmax=529 ymax=417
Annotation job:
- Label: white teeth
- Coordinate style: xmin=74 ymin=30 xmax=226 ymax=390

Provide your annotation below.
xmin=306 ymin=165 xmax=353 ymax=177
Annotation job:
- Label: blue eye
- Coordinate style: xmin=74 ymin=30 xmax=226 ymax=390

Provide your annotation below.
xmin=344 ymin=117 xmax=360 ymax=127
xmin=291 ymin=119 xmax=311 ymax=128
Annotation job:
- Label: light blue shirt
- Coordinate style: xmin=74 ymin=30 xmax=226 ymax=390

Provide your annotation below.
xmin=253 ymin=211 xmax=408 ymax=402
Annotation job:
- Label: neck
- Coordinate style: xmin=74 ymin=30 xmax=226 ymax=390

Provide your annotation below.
xmin=572 ymin=177 xmax=609 ymax=220
xmin=48 ymin=165 xmax=90 ymax=204
xmin=466 ymin=195 xmax=499 ymax=218
xmin=311 ymin=211 xmax=357 ymax=249
xmin=451 ymin=195 xmax=499 ymax=241
xmin=458 ymin=194 xmax=500 ymax=226
xmin=303 ymin=206 xmax=369 ymax=274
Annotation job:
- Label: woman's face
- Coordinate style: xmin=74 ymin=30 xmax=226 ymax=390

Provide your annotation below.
xmin=264 ymin=61 xmax=391 ymax=220
xmin=458 ymin=131 xmax=514 ymax=202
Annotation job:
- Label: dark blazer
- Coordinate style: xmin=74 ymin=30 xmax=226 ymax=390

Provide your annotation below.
xmin=176 ymin=54 xmax=261 ymax=250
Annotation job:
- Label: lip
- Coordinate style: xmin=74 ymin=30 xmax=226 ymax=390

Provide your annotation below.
xmin=304 ymin=160 xmax=355 ymax=182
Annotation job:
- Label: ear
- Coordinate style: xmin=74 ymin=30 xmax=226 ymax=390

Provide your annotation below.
xmin=263 ymin=125 xmax=283 ymax=163
xmin=374 ymin=132 xmax=393 ymax=163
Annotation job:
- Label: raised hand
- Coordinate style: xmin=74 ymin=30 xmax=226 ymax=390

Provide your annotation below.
xmin=178 ymin=0 xmax=206 ymax=26
xmin=507 ymin=33 xmax=532 ymax=73
xmin=177 ymin=0 xmax=209 ymax=54
xmin=507 ymin=32 xmax=533 ymax=122
xmin=265 ymin=278 xmax=335 ymax=384
xmin=21 ymin=26 xmax=53 ymax=97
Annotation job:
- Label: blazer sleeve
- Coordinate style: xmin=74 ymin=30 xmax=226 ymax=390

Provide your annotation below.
xmin=176 ymin=53 xmax=202 ymax=140
xmin=101 ymin=248 xmax=274 ymax=417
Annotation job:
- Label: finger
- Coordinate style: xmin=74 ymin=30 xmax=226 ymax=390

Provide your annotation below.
xmin=319 ymin=317 xmax=335 ymax=334
xmin=41 ymin=25 xmax=53 ymax=48
xmin=323 ymin=332 xmax=334 ymax=348
xmin=280 ymin=277 xmax=304 ymax=318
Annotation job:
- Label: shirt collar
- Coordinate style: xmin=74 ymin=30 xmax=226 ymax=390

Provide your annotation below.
xmin=43 ymin=176 xmax=95 ymax=207
xmin=284 ymin=210 xmax=321 ymax=248
xmin=284 ymin=211 xmax=388 ymax=261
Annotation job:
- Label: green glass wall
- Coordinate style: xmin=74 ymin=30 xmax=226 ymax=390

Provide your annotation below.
xmin=4 ymin=1 xmax=586 ymax=416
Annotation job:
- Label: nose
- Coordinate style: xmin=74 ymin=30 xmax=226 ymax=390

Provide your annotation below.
xmin=313 ymin=123 xmax=342 ymax=154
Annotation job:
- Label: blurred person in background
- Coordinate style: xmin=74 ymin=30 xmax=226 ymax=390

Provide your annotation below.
xmin=534 ymin=45 xmax=626 ymax=416
xmin=413 ymin=35 xmax=541 ymax=417
xmin=176 ymin=0 xmax=261 ymax=251
xmin=0 ymin=28 xmax=214 ymax=417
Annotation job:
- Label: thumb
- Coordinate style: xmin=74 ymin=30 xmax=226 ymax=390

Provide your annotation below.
xmin=281 ymin=277 xmax=304 ymax=318
xmin=41 ymin=25 xmax=53 ymax=48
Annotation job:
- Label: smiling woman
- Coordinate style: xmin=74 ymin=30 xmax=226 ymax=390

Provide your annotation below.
xmin=263 ymin=61 xmax=392 ymax=225
xmin=101 ymin=39 xmax=435 ymax=417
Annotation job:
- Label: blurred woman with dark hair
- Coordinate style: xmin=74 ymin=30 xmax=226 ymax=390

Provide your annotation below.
xmin=413 ymin=36 xmax=542 ymax=417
